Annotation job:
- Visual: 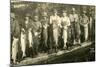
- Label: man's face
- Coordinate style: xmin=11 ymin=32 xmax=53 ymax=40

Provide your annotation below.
xmin=25 ymin=16 xmax=29 ymax=20
xmin=43 ymin=16 xmax=47 ymax=19
xmin=25 ymin=16 xmax=29 ymax=24
xmin=63 ymin=12 xmax=67 ymax=17
xmin=34 ymin=16 xmax=38 ymax=21
xmin=53 ymin=11 xmax=57 ymax=15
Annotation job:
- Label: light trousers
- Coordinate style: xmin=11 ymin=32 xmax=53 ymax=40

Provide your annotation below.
xmin=12 ymin=37 xmax=19 ymax=63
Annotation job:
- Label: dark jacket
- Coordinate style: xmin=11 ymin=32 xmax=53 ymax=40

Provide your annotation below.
xmin=11 ymin=19 xmax=20 ymax=38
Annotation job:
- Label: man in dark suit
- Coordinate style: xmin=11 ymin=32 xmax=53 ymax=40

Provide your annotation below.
xmin=69 ymin=8 xmax=81 ymax=45
xmin=41 ymin=11 xmax=49 ymax=52
xmin=11 ymin=13 xmax=20 ymax=64
xmin=32 ymin=15 xmax=42 ymax=56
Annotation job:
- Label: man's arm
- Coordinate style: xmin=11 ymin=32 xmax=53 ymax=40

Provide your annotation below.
xmin=67 ymin=17 xmax=71 ymax=26
xmin=50 ymin=16 xmax=52 ymax=24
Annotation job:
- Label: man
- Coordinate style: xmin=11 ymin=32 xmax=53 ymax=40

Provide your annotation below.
xmin=32 ymin=15 xmax=42 ymax=55
xmin=41 ymin=11 xmax=49 ymax=52
xmin=88 ymin=8 xmax=95 ymax=41
xmin=50 ymin=9 xmax=61 ymax=52
xmin=11 ymin=13 xmax=20 ymax=64
xmin=61 ymin=10 xmax=70 ymax=49
xmin=80 ymin=11 xmax=89 ymax=42
xmin=20 ymin=13 xmax=33 ymax=58
xmin=69 ymin=8 xmax=80 ymax=45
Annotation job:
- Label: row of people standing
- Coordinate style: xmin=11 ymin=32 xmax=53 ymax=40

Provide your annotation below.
xmin=11 ymin=7 xmax=95 ymax=64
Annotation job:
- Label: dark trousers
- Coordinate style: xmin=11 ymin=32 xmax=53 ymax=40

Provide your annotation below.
xmin=80 ymin=25 xmax=85 ymax=42
xmin=88 ymin=21 xmax=95 ymax=41
xmin=41 ymin=29 xmax=48 ymax=52
xmin=48 ymin=25 xmax=53 ymax=50
xmin=33 ymin=35 xmax=40 ymax=55
xmin=71 ymin=22 xmax=80 ymax=43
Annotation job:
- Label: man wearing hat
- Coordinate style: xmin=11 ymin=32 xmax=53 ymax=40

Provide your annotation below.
xmin=41 ymin=11 xmax=49 ymax=52
xmin=21 ymin=13 xmax=33 ymax=58
xmin=50 ymin=9 xmax=61 ymax=52
xmin=69 ymin=8 xmax=80 ymax=45
xmin=80 ymin=11 xmax=89 ymax=42
xmin=61 ymin=10 xmax=70 ymax=49
xmin=32 ymin=15 xmax=42 ymax=55
xmin=11 ymin=13 xmax=20 ymax=63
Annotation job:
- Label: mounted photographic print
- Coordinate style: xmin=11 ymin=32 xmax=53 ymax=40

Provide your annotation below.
xmin=10 ymin=0 xmax=95 ymax=66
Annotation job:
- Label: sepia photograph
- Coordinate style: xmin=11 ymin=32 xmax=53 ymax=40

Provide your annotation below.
xmin=10 ymin=0 xmax=95 ymax=66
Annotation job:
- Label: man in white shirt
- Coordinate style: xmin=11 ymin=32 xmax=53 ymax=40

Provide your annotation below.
xmin=80 ymin=11 xmax=89 ymax=42
xmin=61 ymin=10 xmax=70 ymax=49
xmin=50 ymin=9 xmax=61 ymax=52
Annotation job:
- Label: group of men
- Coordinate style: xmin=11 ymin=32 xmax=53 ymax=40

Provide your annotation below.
xmin=11 ymin=7 xmax=95 ymax=64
